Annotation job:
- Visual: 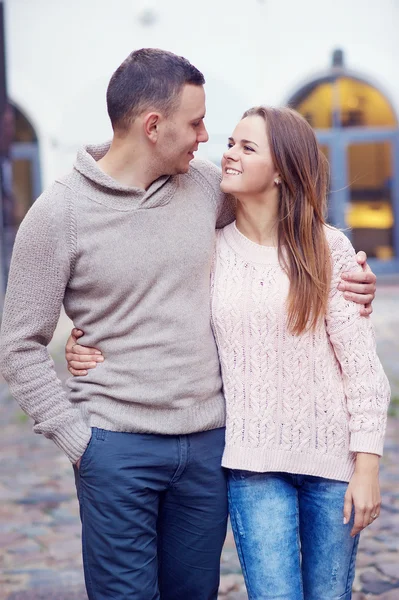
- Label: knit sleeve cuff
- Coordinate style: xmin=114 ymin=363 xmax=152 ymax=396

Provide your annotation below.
xmin=349 ymin=431 xmax=384 ymax=457
xmin=49 ymin=421 xmax=92 ymax=464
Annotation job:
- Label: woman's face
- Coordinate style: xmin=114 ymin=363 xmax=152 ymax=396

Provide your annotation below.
xmin=220 ymin=115 xmax=279 ymax=197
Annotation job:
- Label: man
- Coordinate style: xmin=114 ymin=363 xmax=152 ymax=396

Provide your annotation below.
xmin=0 ymin=49 xmax=376 ymax=600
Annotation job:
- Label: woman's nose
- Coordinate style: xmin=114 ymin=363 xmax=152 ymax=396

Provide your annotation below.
xmin=223 ymin=146 xmax=238 ymax=161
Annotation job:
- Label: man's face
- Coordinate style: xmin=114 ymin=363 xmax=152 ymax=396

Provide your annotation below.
xmin=158 ymin=84 xmax=209 ymax=174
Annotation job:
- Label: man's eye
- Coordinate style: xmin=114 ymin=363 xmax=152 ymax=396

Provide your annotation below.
xmin=193 ymin=121 xmax=201 ymax=127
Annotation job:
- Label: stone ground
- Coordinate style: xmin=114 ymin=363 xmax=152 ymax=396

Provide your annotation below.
xmin=0 ymin=282 xmax=398 ymax=600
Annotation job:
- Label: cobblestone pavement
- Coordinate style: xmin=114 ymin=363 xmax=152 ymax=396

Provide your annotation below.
xmin=0 ymin=285 xmax=398 ymax=600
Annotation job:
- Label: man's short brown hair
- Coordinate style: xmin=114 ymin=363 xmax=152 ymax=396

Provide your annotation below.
xmin=107 ymin=48 xmax=205 ymax=132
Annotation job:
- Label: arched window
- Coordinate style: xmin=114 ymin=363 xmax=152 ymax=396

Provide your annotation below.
xmin=291 ymin=76 xmax=397 ymax=129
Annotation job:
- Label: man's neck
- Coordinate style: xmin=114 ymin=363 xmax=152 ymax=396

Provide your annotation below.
xmin=96 ymin=138 xmax=161 ymax=190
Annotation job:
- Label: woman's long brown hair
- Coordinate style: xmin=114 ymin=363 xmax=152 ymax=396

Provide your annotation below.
xmin=242 ymin=106 xmax=332 ymax=335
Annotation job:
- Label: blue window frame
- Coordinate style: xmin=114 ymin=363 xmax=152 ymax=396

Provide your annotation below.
xmin=317 ymin=128 xmax=399 ymax=274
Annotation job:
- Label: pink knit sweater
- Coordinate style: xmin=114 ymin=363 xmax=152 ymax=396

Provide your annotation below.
xmin=211 ymin=222 xmax=390 ymax=482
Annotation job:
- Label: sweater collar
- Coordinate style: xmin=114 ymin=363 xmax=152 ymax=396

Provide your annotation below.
xmin=222 ymin=221 xmax=280 ymax=265
xmin=72 ymin=142 xmax=176 ymax=211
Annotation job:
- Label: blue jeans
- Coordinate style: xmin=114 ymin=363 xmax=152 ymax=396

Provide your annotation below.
xmin=228 ymin=471 xmax=360 ymax=600
xmin=74 ymin=427 xmax=228 ymax=600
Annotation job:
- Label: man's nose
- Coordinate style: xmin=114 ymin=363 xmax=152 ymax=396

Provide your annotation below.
xmin=198 ymin=123 xmax=209 ymax=143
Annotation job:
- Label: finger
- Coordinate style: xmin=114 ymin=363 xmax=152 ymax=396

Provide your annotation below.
xmin=369 ymin=502 xmax=381 ymax=523
xmin=355 ymin=251 xmax=368 ymax=266
xmin=69 ymin=360 xmax=98 ymax=370
xmin=66 ymin=354 xmax=104 ymax=365
xmin=66 ymin=329 xmax=83 ymax=352
xmin=363 ymin=507 xmax=373 ymax=530
xmin=65 ymin=330 xmax=86 ymax=355
xmin=341 ymin=270 xmax=376 ymax=284
xmin=351 ymin=507 xmax=365 ymax=537
xmin=70 ymin=344 xmax=103 ymax=356
xmin=360 ymin=304 xmax=373 ymax=317
xmin=66 ymin=347 xmax=103 ymax=358
xmin=68 ymin=366 xmax=88 ymax=376
xmin=343 ymin=292 xmax=374 ymax=305
xmin=66 ymin=336 xmax=77 ymax=353
xmin=343 ymin=493 xmax=352 ymax=525
xmin=338 ymin=282 xmax=373 ymax=295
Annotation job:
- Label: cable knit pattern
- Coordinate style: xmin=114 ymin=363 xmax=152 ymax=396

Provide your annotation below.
xmin=0 ymin=145 xmax=235 ymax=463
xmin=211 ymin=222 xmax=390 ymax=482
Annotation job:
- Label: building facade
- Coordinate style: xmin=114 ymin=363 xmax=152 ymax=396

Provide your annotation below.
xmin=4 ymin=0 xmax=399 ymax=272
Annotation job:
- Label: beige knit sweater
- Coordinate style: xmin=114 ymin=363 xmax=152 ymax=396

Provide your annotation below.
xmin=0 ymin=143 xmax=234 ymax=463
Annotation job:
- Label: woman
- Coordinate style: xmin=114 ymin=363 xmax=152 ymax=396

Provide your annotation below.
xmin=66 ymin=107 xmax=389 ymax=599
xmin=210 ymin=106 xmax=390 ymax=599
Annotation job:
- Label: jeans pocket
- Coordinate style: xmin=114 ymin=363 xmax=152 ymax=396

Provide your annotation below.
xmin=79 ymin=429 xmax=95 ymax=473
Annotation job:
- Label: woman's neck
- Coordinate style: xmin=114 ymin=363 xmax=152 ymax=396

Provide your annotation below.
xmin=235 ymin=194 xmax=279 ymax=246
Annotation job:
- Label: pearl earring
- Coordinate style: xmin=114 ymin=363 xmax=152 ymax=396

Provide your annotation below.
xmin=274 ymin=178 xmax=281 ymax=185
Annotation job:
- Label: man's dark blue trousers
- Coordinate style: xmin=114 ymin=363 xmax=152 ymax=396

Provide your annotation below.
xmin=74 ymin=426 xmax=228 ymax=599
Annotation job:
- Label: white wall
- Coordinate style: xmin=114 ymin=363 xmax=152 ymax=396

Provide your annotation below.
xmin=5 ymin=0 xmax=399 ymax=186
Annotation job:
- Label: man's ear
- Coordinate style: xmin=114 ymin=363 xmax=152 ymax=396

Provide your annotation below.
xmin=143 ymin=112 xmax=161 ymax=142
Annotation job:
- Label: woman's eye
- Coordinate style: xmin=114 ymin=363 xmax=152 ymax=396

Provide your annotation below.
xmin=244 ymin=145 xmax=254 ymax=152
xmin=227 ymin=143 xmax=233 ymax=149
